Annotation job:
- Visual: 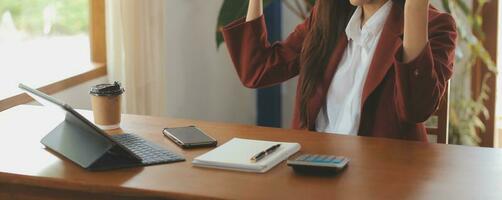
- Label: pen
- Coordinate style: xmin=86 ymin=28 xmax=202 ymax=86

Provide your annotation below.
xmin=250 ymin=144 xmax=281 ymax=163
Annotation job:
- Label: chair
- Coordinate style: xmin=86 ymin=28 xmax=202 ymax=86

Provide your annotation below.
xmin=426 ymin=83 xmax=450 ymax=144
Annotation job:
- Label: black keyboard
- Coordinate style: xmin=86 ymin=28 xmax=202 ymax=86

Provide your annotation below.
xmin=111 ymin=133 xmax=185 ymax=165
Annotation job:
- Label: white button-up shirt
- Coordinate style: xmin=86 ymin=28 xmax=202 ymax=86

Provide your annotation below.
xmin=316 ymin=1 xmax=393 ymax=135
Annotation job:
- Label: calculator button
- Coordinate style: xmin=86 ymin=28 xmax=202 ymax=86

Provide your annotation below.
xmin=313 ymin=155 xmax=325 ymax=162
xmin=302 ymin=155 xmax=314 ymax=162
xmin=296 ymin=155 xmax=309 ymax=161
xmin=323 ymin=156 xmax=335 ymax=162
xmin=331 ymin=158 xmax=344 ymax=163
xmin=306 ymin=155 xmax=318 ymax=162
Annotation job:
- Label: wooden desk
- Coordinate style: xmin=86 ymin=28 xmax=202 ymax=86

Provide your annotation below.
xmin=1 ymin=105 xmax=502 ymax=200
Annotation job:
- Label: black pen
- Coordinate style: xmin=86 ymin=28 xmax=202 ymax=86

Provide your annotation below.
xmin=250 ymin=144 xmax=281 ymax=163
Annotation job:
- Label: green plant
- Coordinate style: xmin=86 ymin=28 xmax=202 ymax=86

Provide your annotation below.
xmin=441 ymin=0 xmax=497 ymax=145
xmin=215 ymin=0 xmax=497 ymax=145
xmin=0 ymin=0 xmax=88 ymax=35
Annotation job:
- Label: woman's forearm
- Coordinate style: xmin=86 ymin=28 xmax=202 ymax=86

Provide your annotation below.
xmin=403 ymin=0 xmax=430 ymax=63
xmin=246 ymin=0 xmax=263 ymax=22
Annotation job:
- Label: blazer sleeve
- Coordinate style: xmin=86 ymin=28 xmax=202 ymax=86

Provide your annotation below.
xmin=222 ymin=15 xmax=311 ymax=88
xmin=394 ymin=13 xmax=458 ymax=123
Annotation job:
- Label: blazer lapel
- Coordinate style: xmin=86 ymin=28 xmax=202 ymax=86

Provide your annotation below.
xmin=306 ymin=4 xmax=405 ymax=130
xmin=307 ymin=35 xmax=348 ymax=130
xmin=361 ymin=4 xmax=405 ymax=106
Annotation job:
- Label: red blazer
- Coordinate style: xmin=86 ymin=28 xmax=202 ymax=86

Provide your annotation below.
xmin=222 ymin=4 xmax=457 ymax=142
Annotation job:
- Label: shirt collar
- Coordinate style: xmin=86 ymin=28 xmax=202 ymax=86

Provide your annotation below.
xmin=345 ymin=1 xmax=393 ymax=48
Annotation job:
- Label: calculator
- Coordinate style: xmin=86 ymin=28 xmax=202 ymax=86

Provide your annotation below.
xmin=287 ymin=154 xmax=349 ymax=174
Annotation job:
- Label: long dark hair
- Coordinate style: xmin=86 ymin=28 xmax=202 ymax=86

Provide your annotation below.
xmin=299 ymin=0 xmax=405 ymax=128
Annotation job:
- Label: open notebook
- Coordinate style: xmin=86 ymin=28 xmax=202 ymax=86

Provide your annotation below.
xmin=192 ymin=138 xmax=301 ymax=173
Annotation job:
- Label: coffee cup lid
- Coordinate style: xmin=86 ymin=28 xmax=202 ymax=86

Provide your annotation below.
xmin=90 ymin=81 xmax=125 ymax=96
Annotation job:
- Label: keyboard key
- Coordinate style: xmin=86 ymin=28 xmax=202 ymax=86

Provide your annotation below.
xmin=111 ymin=133 xmax=185 ymax=164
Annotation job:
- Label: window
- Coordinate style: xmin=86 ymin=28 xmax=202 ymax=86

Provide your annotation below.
xmin=0 ymin=0 xmax=106 ymax=111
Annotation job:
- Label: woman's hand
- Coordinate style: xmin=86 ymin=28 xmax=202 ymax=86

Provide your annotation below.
xmin=246 ymin=0 xmax=263 ymax=22
xmin=403 ymin=0 xmax=430 ymax=63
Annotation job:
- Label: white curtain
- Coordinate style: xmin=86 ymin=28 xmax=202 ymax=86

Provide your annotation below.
xmin=105 ymin=0 xmax=168 ymax=116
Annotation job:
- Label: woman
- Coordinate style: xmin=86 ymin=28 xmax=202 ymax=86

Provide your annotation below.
xmin=222 ymin=0 xmax=457 ymax=141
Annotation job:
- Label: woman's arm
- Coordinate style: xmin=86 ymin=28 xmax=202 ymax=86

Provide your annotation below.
xmin=403 ymin=0 xmax=430 ymax=63
xmin=393 ymin=8 xmax=457 ymax=123
xmin=222 ymin=2 xmax=314 ymax=88
xmin=246 ymin=0 xmax=263 ymax=22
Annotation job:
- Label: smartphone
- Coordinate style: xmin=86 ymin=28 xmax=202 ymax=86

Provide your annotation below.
xmin=162 ymin=126 xmax=217 ymax=149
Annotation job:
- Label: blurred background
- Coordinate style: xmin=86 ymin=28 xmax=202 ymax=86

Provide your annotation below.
xmin=0 ymin=0 xmax=500 ymax=148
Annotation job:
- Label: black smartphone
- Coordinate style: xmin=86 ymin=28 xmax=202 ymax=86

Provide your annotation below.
xmin=162 ymin=126 xmax=217 ymax=149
